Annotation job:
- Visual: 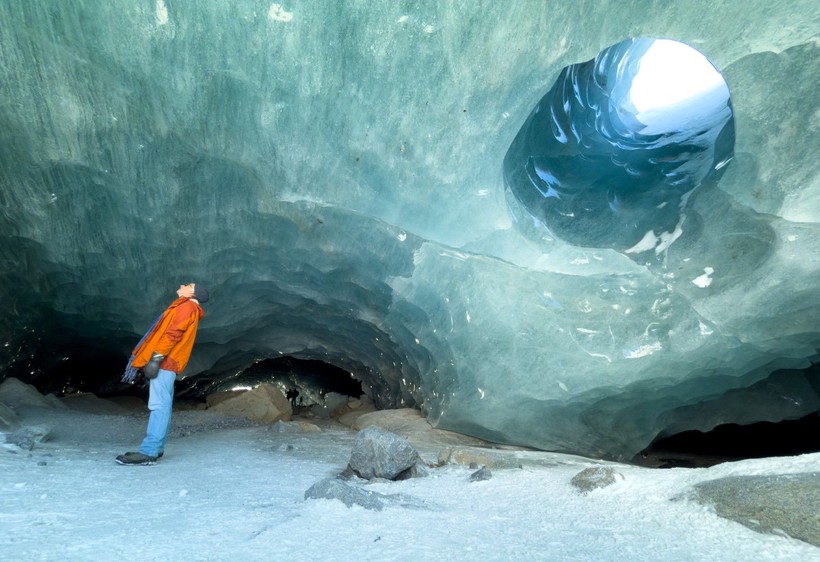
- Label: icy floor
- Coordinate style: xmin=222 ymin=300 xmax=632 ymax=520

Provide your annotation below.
xmin=2 ymin=406 xmax=819 ymax=562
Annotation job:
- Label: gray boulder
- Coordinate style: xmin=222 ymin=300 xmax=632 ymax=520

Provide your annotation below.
xmin=0 ymin=378 xmax=64 ymax=410
xmin=348 ymin=426 xmax=424 ymax=480
xmin=685 ymin=472 xmax=820 ymax=547
xmin=208 ymin=383 xmax=291 ymax=423
xmin=304 ymin=478 xmax=431 ymax=511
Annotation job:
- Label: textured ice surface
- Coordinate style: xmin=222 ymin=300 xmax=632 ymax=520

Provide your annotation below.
xmin=0 ymin=1 xmax=817 ymax=459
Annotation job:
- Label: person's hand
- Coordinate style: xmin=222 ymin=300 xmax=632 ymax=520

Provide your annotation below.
xmin=143 ymin=352 xmax=165 ymax=380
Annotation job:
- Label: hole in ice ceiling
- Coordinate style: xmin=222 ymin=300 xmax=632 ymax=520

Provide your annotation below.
xmin=503 ymin=38 xmax=735 ymax=252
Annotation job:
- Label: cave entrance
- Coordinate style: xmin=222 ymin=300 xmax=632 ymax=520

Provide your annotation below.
xmin=637 ymin=411 xmax=820 ymax=468
xmin=206 ymin=356 xmax=365 ymax=413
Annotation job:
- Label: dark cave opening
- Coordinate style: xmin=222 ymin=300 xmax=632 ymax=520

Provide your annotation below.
xmin=637 ymin=411 xmax=820 ymax=468
xmin=8 ymin=340 xmax=370 ymax=414
xmin=21 ymin=345 xmax=130 ymax=398
xmin=175 ymin=356 xmax=365 ymax=408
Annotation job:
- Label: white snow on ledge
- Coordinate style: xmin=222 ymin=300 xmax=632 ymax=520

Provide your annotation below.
xmin=692 ymin=266 xmax=715 ymax=288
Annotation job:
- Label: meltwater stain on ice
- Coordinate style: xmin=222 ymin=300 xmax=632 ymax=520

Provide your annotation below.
xmin=504 ymin=38 xmax=735 ymax=253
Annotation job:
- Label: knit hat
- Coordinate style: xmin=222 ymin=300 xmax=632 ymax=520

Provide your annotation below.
xmin=194 ymin=284 xmax=210 ymax=304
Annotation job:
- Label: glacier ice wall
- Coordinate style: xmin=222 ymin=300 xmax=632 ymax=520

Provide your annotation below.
xmin=0 ymin=1 xmax=817 ymax=459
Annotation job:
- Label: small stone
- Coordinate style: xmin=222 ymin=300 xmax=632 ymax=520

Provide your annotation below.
xmin=469 ymin=467 xmax=492 ymax=482
xmin=436 ymin=448 xmax=452 ymax=466
xmin=571 ymin=467 xmax=621 ymax=494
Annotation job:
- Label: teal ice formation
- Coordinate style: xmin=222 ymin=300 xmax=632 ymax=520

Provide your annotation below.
xmin=0 ymin=1 xmax=817 ymax=460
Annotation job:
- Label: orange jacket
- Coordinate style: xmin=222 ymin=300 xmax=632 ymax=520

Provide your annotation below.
xmin=132 ymin=297 xmax=204 ymax=375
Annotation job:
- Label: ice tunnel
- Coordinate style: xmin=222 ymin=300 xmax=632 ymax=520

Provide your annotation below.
xmin=0 ymin=1 xmax=818 ymax=461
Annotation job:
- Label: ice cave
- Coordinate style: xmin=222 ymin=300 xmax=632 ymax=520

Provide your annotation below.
xmin=0 ymin=1 xmax=817 ymax=461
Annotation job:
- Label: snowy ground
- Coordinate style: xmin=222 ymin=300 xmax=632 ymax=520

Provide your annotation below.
xmin=2 ymin=402 xmax=819 ymax=562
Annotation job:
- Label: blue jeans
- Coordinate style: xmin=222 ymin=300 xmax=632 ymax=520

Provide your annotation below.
xmin=139 ymin=369 xmax=175 ymax=457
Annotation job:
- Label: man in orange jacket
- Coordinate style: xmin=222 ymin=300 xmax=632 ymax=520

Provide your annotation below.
xmin=116 ymin=282 xmax=208 ymax=466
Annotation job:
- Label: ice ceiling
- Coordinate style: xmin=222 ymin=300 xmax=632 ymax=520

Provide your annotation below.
xmin=0 ymin=1 xmax=818 ymax=460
